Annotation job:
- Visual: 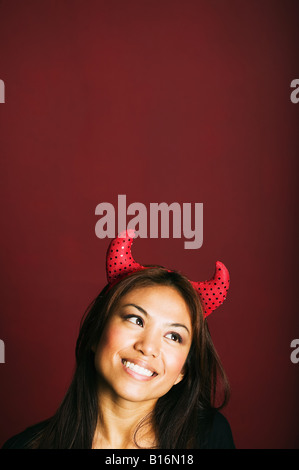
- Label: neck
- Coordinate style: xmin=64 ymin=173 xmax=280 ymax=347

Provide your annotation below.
xmin=92 ymin=381 xmax=157 ymax=449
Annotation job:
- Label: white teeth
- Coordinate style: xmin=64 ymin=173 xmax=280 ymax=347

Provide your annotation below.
xmin=123 ymin=360 xmax=154 ymax=377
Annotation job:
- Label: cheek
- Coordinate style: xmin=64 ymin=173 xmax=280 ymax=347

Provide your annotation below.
xmin=95 ymin=323 xmax=129 ymax=359
xmin=165 ymin=348 xmax=189 ymax=377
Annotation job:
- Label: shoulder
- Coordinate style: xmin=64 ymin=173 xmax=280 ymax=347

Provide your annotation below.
xmin=199 ymin=411 xmax=235 ymax=449
xmin=2 ymin=420 xmax=49 ymax=449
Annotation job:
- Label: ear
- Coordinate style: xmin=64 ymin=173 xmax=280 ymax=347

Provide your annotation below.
xmin=174 ymin=371 xmax=184 ymax=385
xmin=174 ymin=362 xmax=188 ymax=385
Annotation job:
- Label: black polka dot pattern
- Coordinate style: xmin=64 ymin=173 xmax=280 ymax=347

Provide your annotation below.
xmin=191 ymin=261 xmax=230 ymax=317
xmin=106 ymin=231 xmax=230 ymax=317
xmin=106 ymin=229 xmax=143 ymax=283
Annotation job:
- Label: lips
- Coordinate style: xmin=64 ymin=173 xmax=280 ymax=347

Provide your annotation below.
xmin=121 ymin=359 xmax=158 ymax=378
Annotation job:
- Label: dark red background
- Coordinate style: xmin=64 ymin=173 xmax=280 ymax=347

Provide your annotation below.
xmin=0 ymin=0 xmax=298 ymax=449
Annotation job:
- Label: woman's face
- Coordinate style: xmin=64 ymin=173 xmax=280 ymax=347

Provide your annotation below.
xmin=93 ymin=285 xmax=193 ymax=405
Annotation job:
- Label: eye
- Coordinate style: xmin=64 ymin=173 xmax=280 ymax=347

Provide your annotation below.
xmin=125 ymin=315 xmax=144 ymax=327
xmin=165 ymin=332 xmax=182 ymax=343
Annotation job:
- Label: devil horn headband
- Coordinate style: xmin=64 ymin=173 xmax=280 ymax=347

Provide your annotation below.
xmin=106 ymin=230 xmax=230 ymax=318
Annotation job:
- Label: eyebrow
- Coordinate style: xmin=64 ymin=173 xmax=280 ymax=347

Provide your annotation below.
xmin=122 ymin=303 xmax=191 ymax=335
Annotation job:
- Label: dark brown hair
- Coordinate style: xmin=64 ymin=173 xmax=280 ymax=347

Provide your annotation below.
xmin=30 ymin=267 xmax=230 ymax=448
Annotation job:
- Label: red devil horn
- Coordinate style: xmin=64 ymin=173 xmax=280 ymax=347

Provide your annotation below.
xmin=191 ymin=261 xmax=230 ymax=318
xmin=106 ymin=230 xmax=145 ymax=284
xmin=106 ymin=232 xmax=230 ymax=318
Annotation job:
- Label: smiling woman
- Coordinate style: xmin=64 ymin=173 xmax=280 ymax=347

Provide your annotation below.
xmin=2 ymin=231 xmax=235 ymax=449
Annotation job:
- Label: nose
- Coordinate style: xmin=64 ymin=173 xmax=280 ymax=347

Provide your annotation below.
xmin=134 ymin=327 xmax=161 ymax=358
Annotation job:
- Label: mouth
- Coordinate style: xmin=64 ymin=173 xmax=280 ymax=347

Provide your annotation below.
xmin=121 ymin=359 xmax=158 ymax=378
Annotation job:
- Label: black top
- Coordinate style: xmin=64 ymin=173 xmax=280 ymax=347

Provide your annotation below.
xmin=199 ymin=411 xmax=235 ymax=449
xmin=2 ymin=411 xmax=235 ymax=449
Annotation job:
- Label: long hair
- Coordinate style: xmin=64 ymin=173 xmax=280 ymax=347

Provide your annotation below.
xmin=30 ymin=267 xmax=230 ymax=448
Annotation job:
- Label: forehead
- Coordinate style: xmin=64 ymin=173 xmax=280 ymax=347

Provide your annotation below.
xmin=116 ymin=285 xmax=192 ymax=327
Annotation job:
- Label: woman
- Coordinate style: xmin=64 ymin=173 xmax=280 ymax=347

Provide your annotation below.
xmin=2 ymin=230 xmax=235 ymax=449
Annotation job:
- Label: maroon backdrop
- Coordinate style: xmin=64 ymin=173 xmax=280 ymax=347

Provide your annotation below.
xmin=0 ymin=0 xmax=298 ymax=449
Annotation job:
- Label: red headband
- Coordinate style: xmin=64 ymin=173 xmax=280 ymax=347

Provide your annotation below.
xmin=106 ymin=230 xmax=230 ymax=318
